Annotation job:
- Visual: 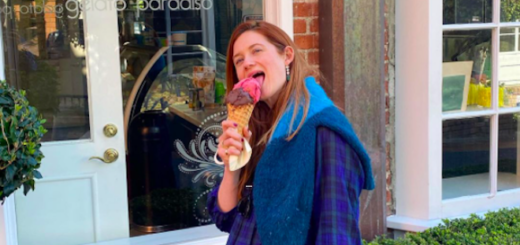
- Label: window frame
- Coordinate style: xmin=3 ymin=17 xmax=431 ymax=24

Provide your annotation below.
xmin=390 ymin=0 xmax=520 ymax=232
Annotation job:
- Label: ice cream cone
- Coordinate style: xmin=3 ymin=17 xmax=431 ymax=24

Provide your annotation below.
xmin=223 ymin=77 xmax=262 ymax=171
xmin=227 ymin=103 xmax=254 ymax=137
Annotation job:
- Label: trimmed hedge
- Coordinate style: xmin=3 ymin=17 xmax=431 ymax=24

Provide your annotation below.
xmin=365 ymin=208 xmax=520 ymax=245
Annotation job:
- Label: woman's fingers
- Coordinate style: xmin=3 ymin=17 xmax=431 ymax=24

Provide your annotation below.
xmin=224 ymin=138 xmax=243 ymax=152
xmin=217 ymin=145 xmax=240 ymax=158
xmin=217 ymin=147 xmax=229 ymax=162
xmin=225 ymin=127 xmax=242 ymax=141
xmin=243 ymin=126 xmax=252 ymax=142
xmin=226 ymin=146 xmax=240 ymax=156
xmin=216 ymin=119 xmax=247 ymax=166
xmin=222 ymin=120 xmax=238 ymax=131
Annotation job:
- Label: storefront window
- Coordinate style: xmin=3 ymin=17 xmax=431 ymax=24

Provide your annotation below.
xmin=498 ymin=113 xmax=520 ymax=192
xmin=2 ymin=0 xmax=89 ymax=142
xmin=442 ymin=30 xmax=492 ymax=112
xmin=118 ymin=0 xmax=263 ymax=236
xmin=442 ymin=117 xmax=491 ymax=199
xmin=442 ymin=0 xmax=520 ymax=200
xmin=443 ymin=0 xmax=493 ymax=25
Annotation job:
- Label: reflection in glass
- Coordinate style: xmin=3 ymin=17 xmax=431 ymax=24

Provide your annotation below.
xmin=498 ymin=114 xmax=520 ymax=192
xmin=443 ymin=30 xmax=493 ymax=111
xmin=2 ymin=0 xmax=90 ymax=142
xmin=443 ymin=117 xmax=490 ymax=199
xmin=443 ymin=0 xmax=492 ymax=24
xmin=500 ymin=29 xmax=516 ymax=52
xmin=500 ymin=28 xmax=520 ymax=108
xmin=118 ymin=0 xmax=263 ymax=236
xmin=501 ymin=0 xmax=520 ymax=22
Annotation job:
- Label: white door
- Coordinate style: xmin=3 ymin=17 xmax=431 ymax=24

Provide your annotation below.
xmin=0 ymin=1 xmax=129 ymax=245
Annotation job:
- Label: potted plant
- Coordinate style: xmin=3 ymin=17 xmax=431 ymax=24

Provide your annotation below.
xmin=0 ymin=80 xmax=47 ymax=202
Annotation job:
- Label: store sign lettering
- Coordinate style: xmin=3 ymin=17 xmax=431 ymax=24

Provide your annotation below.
xmin=0 ymin=0 xmax=213 ymax=19
xmin=140 ymin=0 xmax=213 ymax=11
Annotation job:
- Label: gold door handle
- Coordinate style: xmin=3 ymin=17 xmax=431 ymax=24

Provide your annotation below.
xmin=89 ymin=148 xmax=119 ymax=163
xmin=103 ymin=124 xmax=118 ymax=137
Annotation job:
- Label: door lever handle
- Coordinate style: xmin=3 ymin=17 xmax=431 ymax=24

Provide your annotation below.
xmin=90 ymin=148 xmax=119 ymax=163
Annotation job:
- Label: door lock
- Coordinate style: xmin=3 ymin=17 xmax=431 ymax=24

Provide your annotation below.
xmin=103 ymin=124 xmax=118 ymax=137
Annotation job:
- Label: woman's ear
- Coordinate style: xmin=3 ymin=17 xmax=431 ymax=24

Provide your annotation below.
xmin=284 ymin=46 xmax=295 ymax=65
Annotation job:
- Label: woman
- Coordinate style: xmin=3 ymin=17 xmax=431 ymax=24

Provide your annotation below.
xmin=207 ymin=21 xmax=375 ymax=245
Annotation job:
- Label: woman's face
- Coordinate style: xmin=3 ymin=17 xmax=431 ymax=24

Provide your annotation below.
xmin=232 ymin=31 xmax=294 ymax=106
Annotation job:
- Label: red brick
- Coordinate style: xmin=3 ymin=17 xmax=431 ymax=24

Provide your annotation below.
xmin=386 ymin=110 xmax=390 ymax=125
xmin=308 ymin=50 xmax=319 ymax=65
xmin=385 ymin=79 xmax=389 ymax=95
xmin=294 ymin=3 xmax=318 ymax=17
xmin=310 ymin=18 xmax=319 ymax=33
xmin=294 ymin=19 xmax=307 ymax=34
xmin=386 ymin=190 xmax=392 ymax=203
xmin=294 ymin=34 xmax=319 ymax=49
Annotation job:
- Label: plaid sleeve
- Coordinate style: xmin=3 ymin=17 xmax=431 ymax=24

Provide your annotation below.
xmin=207 ymin=183 xmax=239 ymax=233
xmin=307 ymin=126 xmax=366 ymax=245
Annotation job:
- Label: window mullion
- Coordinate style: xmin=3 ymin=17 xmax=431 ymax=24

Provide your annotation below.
xmin=492 ymin=27 xmax=499 ymax=112
xmin=490 ymin=114 xmax=499 ymax=197
xmin=514 ymin=27 xmax=520 ymax=52
xmin=494 ymin=0 xmax=500 ymax=24
xmin=442 ymin=23 xmax=496 ymax=31
xmin=490 ymin=0 xmax=500 ymax=197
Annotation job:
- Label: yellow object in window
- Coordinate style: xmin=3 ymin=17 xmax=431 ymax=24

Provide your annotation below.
xmin=476 ymin=85 xmax=504 ymax=108
xmin=467 ymin=82 xmax=480 ymax=105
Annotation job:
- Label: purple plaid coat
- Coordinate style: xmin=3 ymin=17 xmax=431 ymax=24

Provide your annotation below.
xmin=207 ymin=126 xmax=365 ymax=245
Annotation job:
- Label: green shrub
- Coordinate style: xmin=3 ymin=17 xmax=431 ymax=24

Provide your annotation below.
xmin=365 ymin=208 xmax=520 ymax=245
xmin=0 ymin=81 xmax=47 ymax=201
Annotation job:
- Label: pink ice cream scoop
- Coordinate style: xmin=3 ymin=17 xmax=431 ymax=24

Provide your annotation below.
xmin=232 ymin=77 xmax=263 ymax=103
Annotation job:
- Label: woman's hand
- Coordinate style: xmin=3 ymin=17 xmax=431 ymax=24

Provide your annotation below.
xmin=217 ymin=120 xmax=252 ymax=171
xmin=216 ymin=120 xmax=252 ymax=212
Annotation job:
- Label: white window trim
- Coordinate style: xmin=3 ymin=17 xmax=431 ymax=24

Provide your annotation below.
xmin=390 ymin=0 xmax=520 ymax=232
xmin=264 ymin=0 xmax=294 ymax=40
xmin=0 ymin=0 xmax=294 ymax=244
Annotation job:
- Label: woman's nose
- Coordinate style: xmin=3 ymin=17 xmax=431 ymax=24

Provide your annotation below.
xmin=243 ymin=57 xmax=256 ymax=69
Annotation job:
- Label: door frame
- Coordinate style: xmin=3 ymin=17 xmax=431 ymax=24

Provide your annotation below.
xmin=0 ymin=0 xmax=293 ymax=244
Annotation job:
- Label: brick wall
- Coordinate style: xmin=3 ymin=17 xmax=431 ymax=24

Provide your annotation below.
xmin=293 ymin=0 xmax=320 ymax=71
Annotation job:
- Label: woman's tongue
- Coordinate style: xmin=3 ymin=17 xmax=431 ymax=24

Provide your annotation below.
xmin=253 ymin=74 xmax=265 ymax=87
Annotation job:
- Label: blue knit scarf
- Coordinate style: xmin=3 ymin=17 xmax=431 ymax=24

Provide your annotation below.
xmin=252 ymin=76 xmax=375 ymax=245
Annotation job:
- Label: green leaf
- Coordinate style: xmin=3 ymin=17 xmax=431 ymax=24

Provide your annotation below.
xmin=33 ymin=170 xmax=42 ymax=179
xmin=23 ymin=182 xmax=31 ymax=195
xmin=0 ymin=96 xmax=13 ymax=105
xmin=28 ymin=179 xmax=35 ymax=190
xmin=27 ymin=157 xmax=37 ymax=166
xmin=14 ymin=104 xmax=22 ymax=113
xmin=4 ymin=183 xmax=15 ymax=196
xmin=6 ymin=164 xmax=16 ymax=181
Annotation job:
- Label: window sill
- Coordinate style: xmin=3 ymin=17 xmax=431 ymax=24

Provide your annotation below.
xmin=88 ymin=225 xmax=228 ymax=245
xmin=387 ymin=215 xmax=443 ymax=233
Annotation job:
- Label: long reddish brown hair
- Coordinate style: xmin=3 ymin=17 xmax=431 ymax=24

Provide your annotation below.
xmin=225 ymin=21 xmax=317 ymax=199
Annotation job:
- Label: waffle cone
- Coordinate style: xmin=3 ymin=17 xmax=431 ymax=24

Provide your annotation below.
xmin=227 ymin=103 xmax=254 ymax=136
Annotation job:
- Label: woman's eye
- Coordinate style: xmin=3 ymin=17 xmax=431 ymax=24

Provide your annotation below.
xmin=235 ymin=59 xmax=243 ymax=65
xmin=253 ymin=49 xmax=262 ymax=54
